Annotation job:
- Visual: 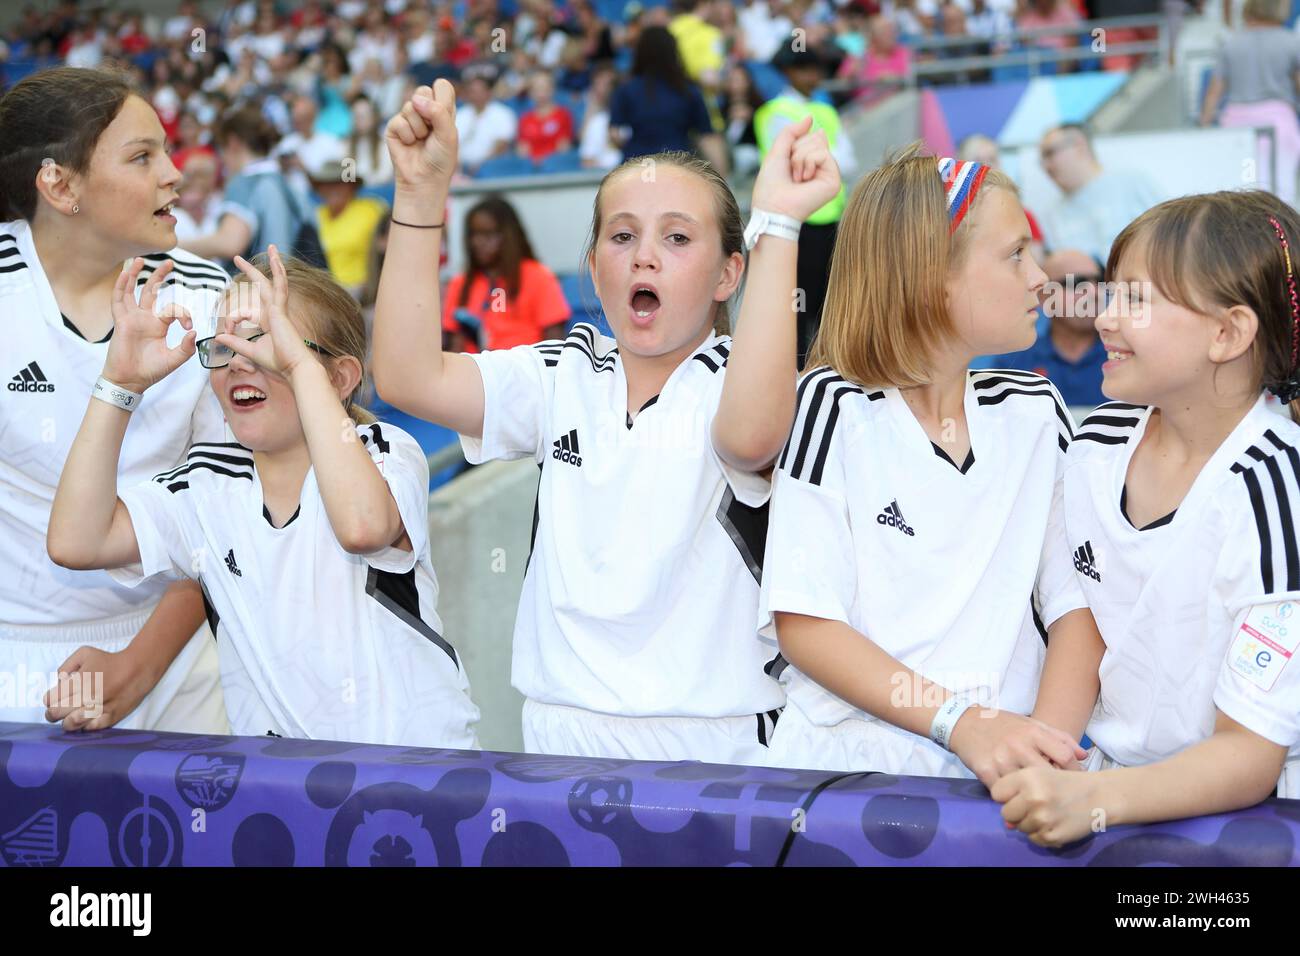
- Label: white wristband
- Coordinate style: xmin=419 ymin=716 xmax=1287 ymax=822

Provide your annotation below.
xmin=930 ymin=694 xmax=975 ymax=751
xmin=92 ymin=377 xmax=142 ymax=412
xmin=743 ymin=208 xmax=802 ymax=250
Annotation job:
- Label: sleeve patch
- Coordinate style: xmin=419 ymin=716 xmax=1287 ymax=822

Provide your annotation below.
xmin=1228 ymin=600 xmax=1300 ymax=691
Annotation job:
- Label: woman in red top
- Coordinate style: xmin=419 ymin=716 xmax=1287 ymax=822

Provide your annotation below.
xmin=443 ymin=195 xmax=571 ymax=352
xmin=517 ymin=71 xmax=576 ymax=164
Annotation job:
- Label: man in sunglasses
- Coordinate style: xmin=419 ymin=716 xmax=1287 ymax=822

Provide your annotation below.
xmin=978 ymin=248 xmax=1108 ymax=408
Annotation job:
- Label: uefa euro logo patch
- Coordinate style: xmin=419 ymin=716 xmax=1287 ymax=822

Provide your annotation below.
xmin=1228 ymin=600 xmax=1300 ymax=692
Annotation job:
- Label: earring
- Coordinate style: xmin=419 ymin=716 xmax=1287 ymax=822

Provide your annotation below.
xmin=71 ymin=204 xmax=79 ymax=214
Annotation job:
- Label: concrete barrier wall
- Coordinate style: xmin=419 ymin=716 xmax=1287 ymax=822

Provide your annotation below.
xmin=427 ymin=457 xmax=538 ymax=752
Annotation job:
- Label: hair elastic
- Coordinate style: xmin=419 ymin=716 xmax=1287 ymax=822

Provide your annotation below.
xmin=936 ymin=157 xmax=989 ymax=235
xmin=1266 ymin=215 xmax=1300 ymax=403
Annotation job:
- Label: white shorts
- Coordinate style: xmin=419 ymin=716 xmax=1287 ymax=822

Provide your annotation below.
xmin=522 ymin=698 xmax=778 ymax=765
xmin=765 ymin=700 xmax=973 ymax=778
xmin=1083 ymin=746 xmax=1300 ymax=800
xmin=0 ymin=606 xmax=228 ymax=734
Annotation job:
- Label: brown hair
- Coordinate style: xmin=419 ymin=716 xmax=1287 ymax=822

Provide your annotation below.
xmin=215 ymin=107 xmax=280 ymax=157
xmin=458 ymin=194 xmax=538 ymax=306
xmin=1106 ymin=189 xmax=1300 ymax=423
xmin=1244 ymin=0 xmax=1288 ymax=25
xmin=0 ymin=66 xmax=135 ymax=221
xmin=584 ymin=150 xmax=743 ymax=335
xmin=228 ymin=254 xmax=377 ymax=424
xmin=807 ymin=141 xmax=1020 ymax=387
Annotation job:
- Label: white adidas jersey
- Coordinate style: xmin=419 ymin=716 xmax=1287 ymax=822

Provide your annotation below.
xmin=107 ymin=421 xmax=480 ymax=748
xmin=0 ymin=219 xmax=228 ymax=628
xmin=462 ymin=323 xmax=785 ymax=718
xmin=1065 ymin=396 xmax=1300 ymax=774
xmin=759 ymin=367 xmax=1086 ymax=744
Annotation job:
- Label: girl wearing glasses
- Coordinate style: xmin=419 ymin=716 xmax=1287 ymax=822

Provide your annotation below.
xmin=0 ymin=66 xmax=228 ymax=734
xmin=48 ymin=247 xmax=481 ymax=748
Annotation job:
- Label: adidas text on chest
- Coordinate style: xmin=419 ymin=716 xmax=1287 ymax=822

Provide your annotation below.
xmin=552 ymin=429 xmax=582 ymax=467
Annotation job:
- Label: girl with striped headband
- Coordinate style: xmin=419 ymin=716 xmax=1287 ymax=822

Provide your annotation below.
xmin=758 ymin=143 xmax=1103 ymax=784
xmin=995 ymin=189 xmax=1300 ymax=847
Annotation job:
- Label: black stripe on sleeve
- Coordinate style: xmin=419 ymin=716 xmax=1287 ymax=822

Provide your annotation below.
xmin=153 ymin=461 xmax=253 ymax=485
xmin=1233 ymin=462 xmax=1275 ymax=594
xmin=778 ymin=370 xmax=825 ymax=470
xmin=788 ymin=370 xmax=843 ymax=479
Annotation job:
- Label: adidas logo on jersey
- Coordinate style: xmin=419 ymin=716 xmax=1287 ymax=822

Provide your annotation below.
xmin=8 ymin=361 xmax=54 ymax=393
xmin=224 ymin=549 xmax=242 ymax=577
xmin=552 ymin=429 xmax=582 ymax=467
xmin=876 ymin=500 xmax=915 ymax=536
xmin=1073 ymin=540 xmax=1101 ymax=582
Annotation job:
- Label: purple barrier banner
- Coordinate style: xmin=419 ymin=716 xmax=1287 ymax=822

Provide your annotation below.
xmin=1 ymin=722 xmax=1297 ymax=866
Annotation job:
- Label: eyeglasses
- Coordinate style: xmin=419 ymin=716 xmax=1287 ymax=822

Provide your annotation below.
xmin=195 ymin=327 xmax=336 ymax=369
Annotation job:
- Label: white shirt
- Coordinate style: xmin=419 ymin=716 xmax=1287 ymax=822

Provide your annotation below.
xmin=1039 ymin=170 xmax=1163 ymax=261
xmin=462 ymin=324 xmax=785 ymax=718
xmin=0 ymin=220 xmax=228 ymax=629
xmin=455 ymin=101 xmax=519 ymax=171
xmin=760 ymin=367 xmax=1084 ymax=741
xmin=1066 ymin=396 xmax=1300 ymax=772
xmin=109 ymin=422 xmax=480 ymax=748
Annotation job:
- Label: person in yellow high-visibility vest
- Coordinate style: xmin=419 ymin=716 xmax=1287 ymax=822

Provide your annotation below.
xmin=756 ymin=46 xmax=858 ymax=365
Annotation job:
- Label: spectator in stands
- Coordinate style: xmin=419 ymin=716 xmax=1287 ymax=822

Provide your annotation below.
xmin=437 ymin=14 xmax=480 ymax=68
xmin=579 ymin=64 xmax=625 ymax=169
xmin=738 ymin=0 xmax=796 ymax=62
xmin=316 ymin=42 xmax=355 ymax=139
xmin=1015 ymin=0 xmax=1082 ymax=52
xmin=443 ymin=196 xmax=571 ymax=353
xmin=755 ymin=44 xmax=858 ymax=363
xmin=934 ymin=3 xmax=991 ymax=84
xmin=348 ymin=94 xmax=394 ymax=186
xmin=669 ymin=0 xmax=727 ymax=86
xmin=610 ymin=25 xmax=726 ymax=170
xmin=838 ymin=14 xmax=913 ymax=102
xmin=1200 ymin=0 xmax=1300 ymax=205
xmin=574 ymin=0 xmax=617 ymax=63
xmin=981 ymin=249 xmax=1107 ymax=406
xmin=455 ymin=66 xmax=518 ymax=176
xmin=310 ymin=160 xmax=389 ymax=299
xmin=958 ymin=132 xmax=1045 ymax=263
xmin=518 ymin=71 xmax=576 ymax=163
xmin=721 ymin=62 xmax=766 ymax=176
xmin=183 ymin=107 xmax=302 ymax=266
xmin=1036 ymin=123 xmax=1161 ymax=262
xmin=967 ymin=0 xmax=1016 ymax=49
xmin=277 ymin=93 xmax=346 ymax=193
xmin=173 ymin=150 xmax=223 ymax=243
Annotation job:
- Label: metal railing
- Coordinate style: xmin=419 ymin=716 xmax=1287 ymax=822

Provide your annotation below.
xmin=831 ymin=13 xmax=1170 ymax=92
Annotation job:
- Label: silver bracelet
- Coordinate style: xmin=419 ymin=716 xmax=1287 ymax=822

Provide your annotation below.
xmin=91 ymin=376 xmax=142 ymax=412
xmin=930 ymin=694 xmax=975 ymax=751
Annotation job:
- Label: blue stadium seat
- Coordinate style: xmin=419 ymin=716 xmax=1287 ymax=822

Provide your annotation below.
xmin=558 ymin=273 xmax=612 ymax=336
xmin=538 ymin=149 xmax=582 ymax=173
xmin=474 ymin=154 xmax=538 ymax=179
xmin=358 ymin=182 xmax=396 ymax=206
xmin=746 ymin=61 xmax=787 ymax=101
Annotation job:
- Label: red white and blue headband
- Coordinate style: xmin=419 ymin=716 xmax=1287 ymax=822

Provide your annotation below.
xmin=937 ymin=157 xmax=990 ymax=234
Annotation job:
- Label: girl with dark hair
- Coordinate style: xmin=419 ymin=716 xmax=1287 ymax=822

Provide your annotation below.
xmin=0 ymin=66 xmax=229 ymax=733
xmin=442 ymin=195 xmax=570 ymax=353
xmin=608 ymin=25 xmax=726 ymax=171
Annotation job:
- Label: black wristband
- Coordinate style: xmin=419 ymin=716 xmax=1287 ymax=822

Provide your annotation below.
xmin=391 ymin=218 xmax=444 ymax=229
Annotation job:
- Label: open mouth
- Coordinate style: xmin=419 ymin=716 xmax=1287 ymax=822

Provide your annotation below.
xmin=230 ymin=386 xmax=267 ymax=408
xmin=629 ymin=285 xmax=660 ymax=323
xmin=1105 ymin=348 xmax=1132 ymax=363
xmin=154 ymin=202 xmax=176 ymax=220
